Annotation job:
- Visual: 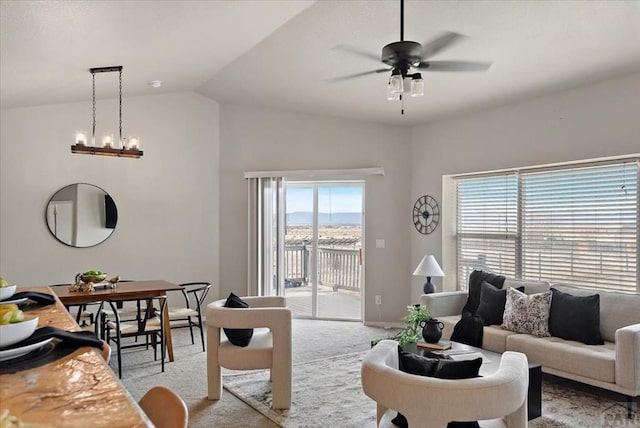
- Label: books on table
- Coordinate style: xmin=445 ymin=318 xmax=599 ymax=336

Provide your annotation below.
xmin=417 ymin=339 xmax=452 ymax=350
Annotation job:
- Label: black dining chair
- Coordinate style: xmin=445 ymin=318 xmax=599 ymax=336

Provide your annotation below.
xmin=167 ymin=282 xmax=211 ymax=352
xmin=104 ymin=297 xmax=166 ymax=378
xmin=48 ymin=283 xmax=95 ymax=327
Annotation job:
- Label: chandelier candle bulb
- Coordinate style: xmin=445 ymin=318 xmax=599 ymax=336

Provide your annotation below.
xmin=129 ymin=136 xmax=139 ymax=150
xmin=102 ymin=132 xmax=113 ymax=148
xmin=75 ymin=131 xmax=87 ymax=146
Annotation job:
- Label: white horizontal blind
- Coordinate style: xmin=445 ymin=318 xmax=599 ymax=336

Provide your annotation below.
xmin=521 ymin=162 xmax=638 ymax=292
xmin=456 ymin=174 xmax=518 ymax=290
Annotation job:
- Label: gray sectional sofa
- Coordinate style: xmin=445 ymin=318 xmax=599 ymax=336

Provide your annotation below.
xmin=421 ymin=279 xmax=640 ymax=408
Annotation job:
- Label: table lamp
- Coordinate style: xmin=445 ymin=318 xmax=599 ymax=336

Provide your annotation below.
xmin=413 ymin=255 xmax=445 ymax=294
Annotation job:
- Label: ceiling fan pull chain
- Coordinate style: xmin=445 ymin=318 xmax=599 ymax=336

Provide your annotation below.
xmin=401 ymin=93 xmax=404 ymax=115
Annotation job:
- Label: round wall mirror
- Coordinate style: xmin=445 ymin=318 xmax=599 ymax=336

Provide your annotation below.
xmin=46 ymin=183 xmax=118 ymax=248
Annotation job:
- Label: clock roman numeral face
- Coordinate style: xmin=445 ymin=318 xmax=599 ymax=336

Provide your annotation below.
xmin=413 ymin=195 xmax=440 ymax=235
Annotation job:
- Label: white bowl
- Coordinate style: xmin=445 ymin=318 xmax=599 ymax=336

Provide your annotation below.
xmin=0 ymin=285 xmax=16 ymax=301
xmin=0 ymin=316 xmax=38 ymax=348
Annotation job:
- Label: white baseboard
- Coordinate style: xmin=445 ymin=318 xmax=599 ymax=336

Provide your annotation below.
xmin=364 ymin=321 xmax=403 ymax=329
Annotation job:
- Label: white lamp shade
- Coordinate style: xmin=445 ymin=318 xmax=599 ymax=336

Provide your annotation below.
xmin=413 ymin=255 xmax=444 ymax=277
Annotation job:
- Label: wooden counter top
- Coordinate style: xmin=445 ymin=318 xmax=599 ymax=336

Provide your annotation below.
xmin=0 ymin=287 xmax=153 ymax=428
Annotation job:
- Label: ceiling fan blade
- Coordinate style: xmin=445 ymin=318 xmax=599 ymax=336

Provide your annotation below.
xmin=331 ymin=44 xmax=381 ymax=63
xmin=417 ymin=61 xmax=491 ymax=72
xmin=421 ymin=31 xmax=465 ymax=59
xmin=325 ymin=68 xmax=391 ymax=83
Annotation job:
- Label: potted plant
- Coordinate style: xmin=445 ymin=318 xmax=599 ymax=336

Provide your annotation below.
xmin=371 ymin=304 xmax=432 ymax=351
xmin=390 ymin=304 xmax=431 ymax=352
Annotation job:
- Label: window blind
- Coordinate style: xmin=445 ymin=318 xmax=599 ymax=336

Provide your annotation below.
xmin=455 ymin=159 xmax=639 ymax=293
xmin=520 ymin=162 xmax=638 ymax=292
xmin=456 ymin=174 xmax=518 ymax=289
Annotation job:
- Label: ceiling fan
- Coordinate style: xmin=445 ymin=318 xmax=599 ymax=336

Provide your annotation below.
xmin=328 ymin=0 xmax=491 ymax=111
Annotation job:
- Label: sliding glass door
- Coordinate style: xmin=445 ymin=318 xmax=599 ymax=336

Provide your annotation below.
xmin=284 ymin=181 xmax=364 ymax=320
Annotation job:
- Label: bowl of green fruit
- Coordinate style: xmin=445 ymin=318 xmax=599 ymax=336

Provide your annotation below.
xmin=0 ymin=304 xmax=37 ymax=347
xmin=0 ymin=277 xmax=16 ymax=301
xmin=80 ymin=270 xmax=107 ymax=284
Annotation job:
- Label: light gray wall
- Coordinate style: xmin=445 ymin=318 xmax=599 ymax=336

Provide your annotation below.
xmin=0 ymin=92 xmax=220 ymax=304
xmin=2 ymin=72 xmax=637 ymax=324
xmin=410 ymin=72 xmax=640 ymax=301
xmin=219 ymin=104 xmax=412 ymax=324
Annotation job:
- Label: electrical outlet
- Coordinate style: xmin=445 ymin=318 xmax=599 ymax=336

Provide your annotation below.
xmin=375 ymin=295 xmax=382 ymax=305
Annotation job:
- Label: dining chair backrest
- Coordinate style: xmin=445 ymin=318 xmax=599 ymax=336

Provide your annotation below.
xmin=178 ymin=282 xmax=211 ymax=311
xmin=104 ymin=297 xmax=166 ymax=378
xmin=167 ymin=282 xmax=212 ymax=352
xmin=138 ymin=386 xmax=188 ymax=428
xmin=48 ymin=283 xmax=94 ymax=326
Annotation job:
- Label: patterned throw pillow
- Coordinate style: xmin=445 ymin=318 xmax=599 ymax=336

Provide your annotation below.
xmin=502 ymin=287 xmax=552 ymax=337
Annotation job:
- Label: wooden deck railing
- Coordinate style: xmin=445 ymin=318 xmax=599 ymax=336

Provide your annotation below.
xmin=284 ymin=245 xmax=362 ymax=292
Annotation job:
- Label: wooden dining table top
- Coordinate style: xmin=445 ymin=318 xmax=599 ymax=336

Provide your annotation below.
xmin=0 ymin=287 xmax=154 ymax=428
xmin=50 ymin=279 xmax=184 ymax=363
xmin=51 ymin=280 xmax=183 ymax=305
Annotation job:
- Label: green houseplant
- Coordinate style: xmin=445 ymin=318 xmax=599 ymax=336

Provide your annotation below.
xmin=392 ymin=304 xmax=431 ymax=350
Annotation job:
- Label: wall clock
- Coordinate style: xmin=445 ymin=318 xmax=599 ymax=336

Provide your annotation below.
xmin=413 ymin=195 xmax=440 ymax=235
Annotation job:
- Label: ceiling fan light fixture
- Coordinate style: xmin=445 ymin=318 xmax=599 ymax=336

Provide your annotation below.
xmin=386 ymin=86 xmax=400 ymax=101
xmin=387 ymin=69 xmax=404 ymax=100
xmin=410 ymin=73 xmax=424 ymax=97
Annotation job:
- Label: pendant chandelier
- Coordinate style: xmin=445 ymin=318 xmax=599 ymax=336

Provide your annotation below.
xmin=71 ymin=65 xmax=143 ymax=158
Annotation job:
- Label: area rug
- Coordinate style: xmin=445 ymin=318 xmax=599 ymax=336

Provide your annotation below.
xmin=224 ymin=351 xmax=638 ymax=428
xmin=224 ymin=351 xmax=376 ymax=428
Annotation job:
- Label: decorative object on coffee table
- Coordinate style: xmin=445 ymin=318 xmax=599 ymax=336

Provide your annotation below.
xmin=419 ymin=318 xmax=444 ymax=343
xmin=417 ymin=339 xmax=451 ymax=350
xmin=413 ymin=254 xmax=444 ymax=294
xmin=382 ymin=304 xmax=431 ymax=351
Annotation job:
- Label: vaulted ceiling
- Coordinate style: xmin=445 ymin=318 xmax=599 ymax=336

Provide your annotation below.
xmin=2 ymin=0 xmax=639 ymax=125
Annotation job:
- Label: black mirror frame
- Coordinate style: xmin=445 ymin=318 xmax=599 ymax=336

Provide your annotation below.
xmin=45 ymin=183 xmax=117 ymax=248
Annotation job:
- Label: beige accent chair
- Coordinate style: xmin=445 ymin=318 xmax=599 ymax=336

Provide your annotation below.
xmin=138 ymin=386 xmax=188 ymax=428
xmin=206 ymin=296 xmax=292 ymax=409
xmin=361 ymin=340 xmax=529 ymax=428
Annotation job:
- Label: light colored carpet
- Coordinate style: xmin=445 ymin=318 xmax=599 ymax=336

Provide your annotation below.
xmin=224 ymin=351 xmax=376 ymax=428
xmin=118 ymin=320 xmax=637 ymax=427
xmin=225 ymin=350 xmax=637 ymax=427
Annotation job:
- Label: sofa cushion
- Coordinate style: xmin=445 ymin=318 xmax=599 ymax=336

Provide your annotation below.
xmin=223 ymin=293 xmax=253 ymax=347
xmin=482 ymin=325 xmax=520 ymax=354
xmin=502 ymin=288 xmax=552 ymax=337
xmin=440 ymin=315 xmax=460 ymax=341
xmin=502 ymin=279 xmax=550 ymax=295
xmin=462 ymin=270 xmax=506 ymax=316
xmin=476 ymin=282 xmax=525 ymax=326
xmin=506 ymin=334 xmax=615 ymax=384
xmin=549 ymin=288 xmax=603 ymax=345
xmin=553 ymin=284 xmax=640 ymax=342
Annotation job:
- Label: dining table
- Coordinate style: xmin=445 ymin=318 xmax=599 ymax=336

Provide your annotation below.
xmin=51 ymin=280 xmax=184 ymax=362
xmin=0 ymin=287 xmax=154 ymax=427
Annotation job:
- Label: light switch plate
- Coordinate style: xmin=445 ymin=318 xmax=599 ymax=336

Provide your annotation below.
xmin=375 ymin=239 xmax=385 ymax=249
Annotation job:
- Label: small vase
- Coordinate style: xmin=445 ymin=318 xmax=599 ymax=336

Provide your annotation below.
xmin=420 ymin=319 xmax=444 ymax=343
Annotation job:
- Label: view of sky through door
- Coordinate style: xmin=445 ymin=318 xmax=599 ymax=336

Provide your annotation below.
xmin=284 ymin=182 xmax=363 ymax=320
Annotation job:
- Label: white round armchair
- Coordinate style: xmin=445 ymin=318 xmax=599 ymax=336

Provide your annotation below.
xmin=361 ymin=340 xmax=529 ymax=428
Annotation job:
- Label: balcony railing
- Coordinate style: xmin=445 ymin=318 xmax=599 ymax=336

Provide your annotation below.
xmin=284 ymin=245 xmax=362 ymax=292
